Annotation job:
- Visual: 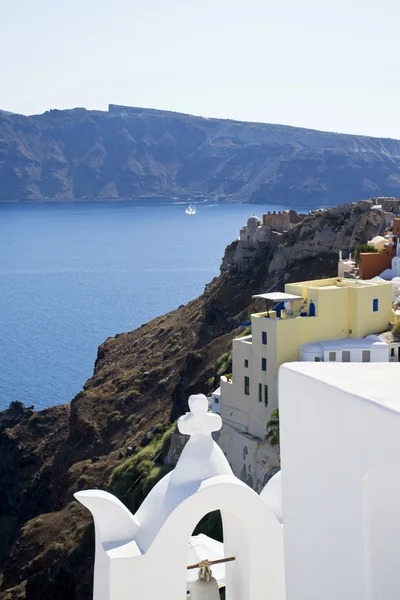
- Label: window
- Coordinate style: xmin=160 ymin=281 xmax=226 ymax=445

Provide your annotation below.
xmin=373 ymin=298 xmax=379 ymax=312
xmin=329 ymin=352 xmax=336 ymax=362
xmin=342 ymin=350 xmax=350 ymax=362
xmin=244 ymin=376 xmax=250 ymax=395
xmin=262 ymin=331 xmax=267 ymax=345
xmin=258 ymin=383 xmax=262 ymax=402
xmin=362 ymin=350 xmax=371 ymax=363
xmin=262 ymin=357 xmax=267 ymax=371
xmin=244 ymin=359 xmax=249 ymax=368
xmin=214 ymin=397 xmax=219 ymax=404
xmin=391 ymin=348 xmax=395 ymax=357
xmin=264 ymin=384 xmax=268 ymax=406
xmin=314 ymin=357 xmax=320 ymax=362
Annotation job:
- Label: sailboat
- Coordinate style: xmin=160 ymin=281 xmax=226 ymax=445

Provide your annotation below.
xmin=185 ymin=204 xmax=197 ymax=215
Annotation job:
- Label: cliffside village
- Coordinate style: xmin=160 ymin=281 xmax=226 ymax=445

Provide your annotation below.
xmin=77 ymin=197 xmax=400 ymax=600
xmin=211 ymin=197 xmax=400 ymax=490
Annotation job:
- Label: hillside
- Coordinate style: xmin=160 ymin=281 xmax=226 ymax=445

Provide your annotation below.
xmin=0 ymin=201 xmax=392 ymax=599
xmin=1 ymin=105 xmax=400 ymax=206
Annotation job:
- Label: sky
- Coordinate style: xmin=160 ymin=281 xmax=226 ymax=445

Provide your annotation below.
xmin=1 ymin=0 xmax=400 ymax=138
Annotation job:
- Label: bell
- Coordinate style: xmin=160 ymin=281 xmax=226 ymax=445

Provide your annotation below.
xmin=187 ymin=561 xmax=220 ymax=600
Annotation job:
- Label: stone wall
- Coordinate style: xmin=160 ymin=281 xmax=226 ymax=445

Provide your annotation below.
xmin=218 ymin=421 xmax=280 ymax=493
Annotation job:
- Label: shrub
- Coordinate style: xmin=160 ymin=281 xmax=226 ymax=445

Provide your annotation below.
xmin=78 ymin=474 xmax=95 ymax=489
xmin=236 ymin=326 xmax=251 ymax=338
xmin=108 ymin=423 xmax=175 ymax=512
xmin=216 ymin=352 xmax=232 ymax=375
xmin=392 ymin=323 xmax=400 ymax=341
xmin=354 ymin=243 xmax=378 ymax=265
xmin=109 ymin=410 xmax=123 ymax=425
xmin=207 ymin=375 xmax=216 ymax=388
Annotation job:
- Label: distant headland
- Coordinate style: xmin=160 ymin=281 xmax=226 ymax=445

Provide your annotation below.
xmin=1 ymin=105 xmax=400 ymax=206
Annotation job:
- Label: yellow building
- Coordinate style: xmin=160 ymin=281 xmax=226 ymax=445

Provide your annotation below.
xmin=219 ymin=277 xmax=392 ymax=439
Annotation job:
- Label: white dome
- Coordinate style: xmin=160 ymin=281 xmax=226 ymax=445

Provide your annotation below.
xmin=247 ymin=215 xmax=261 ymax=230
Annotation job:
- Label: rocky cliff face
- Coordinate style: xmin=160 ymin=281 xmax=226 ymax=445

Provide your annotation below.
xmin=0 ymin=201 xmax=392 ymax=599
xmin=2 ymin=105 xmax=400 ymax=206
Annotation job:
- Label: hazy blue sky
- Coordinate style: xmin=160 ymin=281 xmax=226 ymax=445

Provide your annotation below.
xmin=1 ymin=0 xmax=399 ymax=137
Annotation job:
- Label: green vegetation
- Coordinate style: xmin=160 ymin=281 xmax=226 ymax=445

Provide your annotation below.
xmin=236 ymin=325 xmax=252 ymax=337
xmin=265 ymin=408 xmax=280 ymax=447
xmin=109 ymin=410 xmax=123 ymax=425
xmin=77 ymin=473 xmax=95 ymax=489
xmin=216 ymin=352 xmax=232 ymax=376
xmin=392 ymin=323 xmax=400 ymax=341
xmin=108 ymin=423 xmax=175 ymax=513
xmin=354 ymin=243 xmax=378 ymax=265
xmin=207 ymin=375 xmax=216 ymax=388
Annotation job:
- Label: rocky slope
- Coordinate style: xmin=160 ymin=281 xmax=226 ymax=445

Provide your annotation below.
xmin=0 ymin=201 xmax=392 ymax=599
xmin=2 ymin=105 xmax=400 ymax=206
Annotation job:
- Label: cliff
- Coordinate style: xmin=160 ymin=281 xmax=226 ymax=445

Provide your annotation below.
xmin=2 ymin=105 xmax=400 ymax=206
xmin=0 ymin=201 xmax=392 ymax=599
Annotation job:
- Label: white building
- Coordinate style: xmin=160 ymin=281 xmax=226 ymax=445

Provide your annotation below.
xmin=239 ymin=215 xmax=270 ymax=244
xmin=76 ymin=394 xmax=286 ymax=600
xmin=379 ymin=219 xmax=400 ymax=279
xmin=337 ymin=250 xmax=356 ymax=277
xmin=76 ymin=364 xmax=400 ymax=600
xmin=280 ymin=362 xmax=400 ymax=600
xmin=368 ymin=235 xmax=387 ymax=251
xmin=211 ymin=386 xmax=221 ymax=414
xmin=299 ymin=335 xmax=389 ymax=363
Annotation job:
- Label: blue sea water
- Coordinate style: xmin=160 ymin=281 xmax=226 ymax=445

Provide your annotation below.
xmin=0 ymin=201 xmax=306 ymax=411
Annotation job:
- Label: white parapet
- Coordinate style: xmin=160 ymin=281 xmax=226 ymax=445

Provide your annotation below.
xmin=279 ymin=362 xmax=400 ymax=600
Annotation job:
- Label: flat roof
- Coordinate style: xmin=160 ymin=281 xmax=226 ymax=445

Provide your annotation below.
xmin=253 ymin=292 xmax=303 ymax=301
xmin=300 ymin=336 xmax=385 ymax=351
xmin=281 ymin=363 xmax=400 ymax=413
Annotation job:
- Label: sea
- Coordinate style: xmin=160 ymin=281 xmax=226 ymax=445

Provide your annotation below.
xmin=0 ymin=201 xmax=308 ymax=411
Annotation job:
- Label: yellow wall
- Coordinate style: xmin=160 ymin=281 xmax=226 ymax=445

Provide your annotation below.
xmin=286 ymin=278 xmax=392 ymax=338
xmin=255 ymin=278 xmax=392 ymax=406
xmin=347 ymin=284 xmax=392 ymax=337
xmin=223 ymin=277 xmax=392 ymax=438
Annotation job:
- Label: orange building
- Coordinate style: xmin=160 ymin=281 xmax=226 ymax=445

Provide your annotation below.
xmin=359 ymin=218 xmax=400 ymax=279
xmin=359 ymin=247 xmax=395 ymax=279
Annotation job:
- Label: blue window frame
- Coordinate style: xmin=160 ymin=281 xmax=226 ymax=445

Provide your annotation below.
xmin=262 ymin=331 xmax=267 ymax=345
xmin=373 ymin=298 xmax=379 ymax=312
xmin=262 ymin=357 xmax=267 ymax=371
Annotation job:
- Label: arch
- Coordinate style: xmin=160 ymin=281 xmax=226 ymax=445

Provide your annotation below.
xmin=309 ymin=301 xmax=316 ymax=317
xmin=108 ymin=478 xmax=286 ymax=600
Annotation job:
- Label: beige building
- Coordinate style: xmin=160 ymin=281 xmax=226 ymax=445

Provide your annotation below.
xmin=262 ymin=209 xmax=302 ymax=232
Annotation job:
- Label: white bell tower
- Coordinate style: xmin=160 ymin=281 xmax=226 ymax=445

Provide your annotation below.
xmin=76 ymin=394 xmax=285 ymax=600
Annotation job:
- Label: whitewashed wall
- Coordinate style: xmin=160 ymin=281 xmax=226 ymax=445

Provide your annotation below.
xmin=279 ymin=362 xmax=400 ymax=600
